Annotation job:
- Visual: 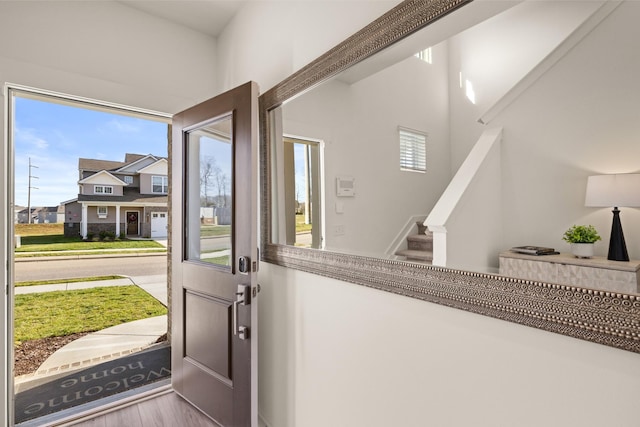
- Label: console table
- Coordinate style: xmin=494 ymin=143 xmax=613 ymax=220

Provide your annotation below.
xmin=499 ymin=251 xmax=640 ymax=294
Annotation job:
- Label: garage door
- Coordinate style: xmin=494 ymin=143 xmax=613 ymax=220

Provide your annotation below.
xmin=151 ymin=212 xmax=168 ymax=238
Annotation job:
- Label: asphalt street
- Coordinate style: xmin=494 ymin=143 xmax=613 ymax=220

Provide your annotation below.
xmin=15 ymin=255 xmax=168 ymax=282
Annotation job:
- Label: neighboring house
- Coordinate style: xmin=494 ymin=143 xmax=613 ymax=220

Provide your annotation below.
xmin=14 ymin=206 xmax=25 ymax=223
xmin=56 ymin=204 xmax=65 ymax=224
xmin=63 ymin=153 xmax=168 ymax=239
xmin=16 ymin=206 xmax=60 ymax=224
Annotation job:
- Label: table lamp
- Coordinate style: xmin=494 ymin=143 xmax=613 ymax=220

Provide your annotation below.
xmin=585 ymin=173 xmax=640 ymax=261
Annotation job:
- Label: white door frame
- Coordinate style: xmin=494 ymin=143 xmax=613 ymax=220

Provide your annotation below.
xmin=2 ymin=83 xmax=171 ymax=426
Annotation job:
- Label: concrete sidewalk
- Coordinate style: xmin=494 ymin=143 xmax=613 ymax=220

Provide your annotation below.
xmin=15 ymin=274 xmax=168 ymax=391
xmin=15 ymin=251 xmax=167 ymax=263
xmin=15 ymin=274 xmax=168 ymax=302
xmin=15 ymin=238 xmax=168 ymax=262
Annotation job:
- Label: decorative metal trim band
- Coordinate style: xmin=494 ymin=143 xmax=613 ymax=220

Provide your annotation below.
xmin=260 ymin=0 xmax=473 ymax=111
xmin=264 ymin=244 xmax=640 ymax=354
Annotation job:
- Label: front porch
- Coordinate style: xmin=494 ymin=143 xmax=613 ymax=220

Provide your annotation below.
xmin=63 ymin=201 xmax=167 ymax=239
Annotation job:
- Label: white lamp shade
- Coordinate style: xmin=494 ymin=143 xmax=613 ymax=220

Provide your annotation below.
xmin=585 ymin=174 xmax=640 ymax=207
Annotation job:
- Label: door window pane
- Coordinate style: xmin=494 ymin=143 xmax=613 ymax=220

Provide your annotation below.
xmin=186 ymin=115 xmax=233 ymax=268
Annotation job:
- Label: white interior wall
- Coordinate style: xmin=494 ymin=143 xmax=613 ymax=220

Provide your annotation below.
xmin=261 ymin=262 xmax=640 ymax=427
xmin=0 ymin=1 xmax=220 ymax=112
xmin=492 ymin=1 xmax=640 ymax=259
xmin=438 ymin=0 xmax=608 ymax=271
xmin=215 ymin=1 xmax=399 ymax=92
xmin=279 ymin=42 xmax=450 ymax=255
xmin=227 ymin=2 xmax=640 ymax=427
xmin=448 ymin=1 xmax=603 ymax=170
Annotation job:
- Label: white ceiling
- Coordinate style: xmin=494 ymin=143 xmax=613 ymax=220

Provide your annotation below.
xmin=117 ymin=0 xmax=247 ymax=37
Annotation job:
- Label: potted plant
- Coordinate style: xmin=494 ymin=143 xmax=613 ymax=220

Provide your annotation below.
xmin=562 ymin=224 xmax=601 ymax=258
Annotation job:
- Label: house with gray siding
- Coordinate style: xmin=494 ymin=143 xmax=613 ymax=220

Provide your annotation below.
xmin=17 ymin=206 xmax=61 ymax=224
xmin=63 ymin=153 xmax=168 ymax=238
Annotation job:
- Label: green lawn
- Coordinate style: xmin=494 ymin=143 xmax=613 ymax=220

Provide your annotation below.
xmin=16 ymin=249 xmax=166 ymax=258
xmin=13 ymin=224 xmax=167 ymax=349
xmin=296 ymin=214 xmax=313 ymax=233
xmin=204 ymin=255 xmax=231 ymax=266
xmin=15 ymin=223 xmax=64 ymax=236
xmin=200 ymin=222 xmax=311 ymax=237
xmin=200 ymin=225 xmax=231 ymax=237
xmin=14 ymin=286 xmax=167 ymax=344
xmin=16 ymin=235 xmax=165 ymax=253
xmin=15 ymin=275 xmax=126 ymax=287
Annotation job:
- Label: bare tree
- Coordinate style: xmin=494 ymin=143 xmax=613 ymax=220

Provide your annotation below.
xmin=200 ymin=156 xmax=217 ymax=206
xmin=201 ymin=154 xmax=231 ymax=209
xmin=215 ymin=168 xmax=228 ymax=207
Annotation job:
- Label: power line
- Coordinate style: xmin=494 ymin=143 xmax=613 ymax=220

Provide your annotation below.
xmin=27 ymin=157 xmax=39 ymax=224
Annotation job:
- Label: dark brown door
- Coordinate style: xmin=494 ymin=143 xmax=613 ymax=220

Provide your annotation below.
xmin=171 ymin=82 xmax=259 ymax=426
xmin=126 ymin=211 xmax=139 ymax=235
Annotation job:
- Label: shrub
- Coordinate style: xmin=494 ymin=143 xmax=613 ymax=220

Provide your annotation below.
xmin=99 ymin=230 xmax=116 ymax=241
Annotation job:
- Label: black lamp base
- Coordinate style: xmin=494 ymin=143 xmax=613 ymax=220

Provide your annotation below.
xmin=608 ymin=207 xmax=629 ymax=261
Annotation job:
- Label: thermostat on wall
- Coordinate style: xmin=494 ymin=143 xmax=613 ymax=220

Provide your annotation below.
xmin=336 ymin=175 xmax=355 ymax=197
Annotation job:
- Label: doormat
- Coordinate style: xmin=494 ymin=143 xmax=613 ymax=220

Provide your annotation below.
xmin=15 ymin=344 xmax=171 ymax=424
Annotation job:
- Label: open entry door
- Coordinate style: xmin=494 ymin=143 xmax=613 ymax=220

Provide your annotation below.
xmin=171 ymin=82 xmax=259 ymax=426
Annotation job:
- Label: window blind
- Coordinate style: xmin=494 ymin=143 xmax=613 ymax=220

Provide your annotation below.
xmin=399 ymin=128 xmax=426 ymax=172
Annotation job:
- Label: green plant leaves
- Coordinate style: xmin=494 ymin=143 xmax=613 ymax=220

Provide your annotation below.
xmin=562 ymin=225 xmax=602 ymax=244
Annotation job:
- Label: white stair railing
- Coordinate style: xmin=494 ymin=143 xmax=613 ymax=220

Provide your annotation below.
xmin=425 ymin=127 xmax=503 ymax=272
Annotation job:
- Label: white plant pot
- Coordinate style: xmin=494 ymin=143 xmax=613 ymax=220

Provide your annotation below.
xmin=571 ymin=243 xmax=594 ymax=259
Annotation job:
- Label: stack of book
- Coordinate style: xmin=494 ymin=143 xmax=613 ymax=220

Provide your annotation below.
xmin=510 ymin=246 xmax=559 ymax=256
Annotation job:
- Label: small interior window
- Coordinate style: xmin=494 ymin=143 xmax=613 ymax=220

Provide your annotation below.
xmin=399 ymin=127 xmax=427 ymax=173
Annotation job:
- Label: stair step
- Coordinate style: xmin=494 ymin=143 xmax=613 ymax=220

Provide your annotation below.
xmin=407 ymin=234 xmax=433 ymax=251
xmin=395 ymin=249 xmax=433 ymax=262
xmin=407 ymin=233 xmax=432 ymax=241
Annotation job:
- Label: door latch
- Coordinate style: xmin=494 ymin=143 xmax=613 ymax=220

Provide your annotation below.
xmin=233 ymin=284 xmax=250 ymax=340
xmin=239 ymin=252 xmax=259 ymax=274
xmin=238 ymin=256 xmax=250 ymax=274
xmin=238 ymin=325 xmax=249 ymax=340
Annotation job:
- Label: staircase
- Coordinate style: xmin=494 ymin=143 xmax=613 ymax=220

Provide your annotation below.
xmin=395 ymin=220 xmax=433 ymax=263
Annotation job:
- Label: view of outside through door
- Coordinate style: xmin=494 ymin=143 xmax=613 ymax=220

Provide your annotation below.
xmin=186 ymin=116 xmax=233 ymax=267
xmin=11 ymin=91 xmax=171 ymax=424
xmin=285 ymin=137 xmax=322 ymax=249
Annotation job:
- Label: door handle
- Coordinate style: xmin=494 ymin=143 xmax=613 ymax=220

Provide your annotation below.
xmin=233 ymin=284 xmax=250 ymax=340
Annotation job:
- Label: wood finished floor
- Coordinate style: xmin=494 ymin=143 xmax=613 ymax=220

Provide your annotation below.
xmin=70 ymin=392 xmax=219 ymax=427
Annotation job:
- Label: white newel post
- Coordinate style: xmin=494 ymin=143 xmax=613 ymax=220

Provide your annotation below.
xmin=429 ymin=225 xmax=447 ymax=267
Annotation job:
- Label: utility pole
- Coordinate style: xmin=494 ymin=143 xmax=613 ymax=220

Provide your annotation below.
xmin=27 ymin=157 xmax=39 ymax=224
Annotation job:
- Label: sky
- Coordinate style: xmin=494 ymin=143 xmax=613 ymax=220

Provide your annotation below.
xmin=13 ymin=96 xmax=169 ymax=207
xmin=293 ymin=143 xmax=307 ymax=203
